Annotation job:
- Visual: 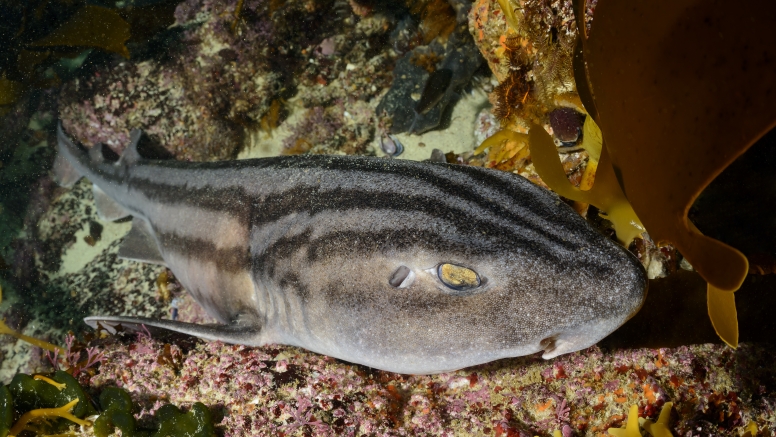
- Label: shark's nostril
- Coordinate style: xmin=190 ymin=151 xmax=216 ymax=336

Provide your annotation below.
xmin=389 ymin=265 xmax=415 ymax=288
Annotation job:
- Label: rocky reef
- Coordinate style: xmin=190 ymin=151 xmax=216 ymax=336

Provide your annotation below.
xmin=0 ymin=0 xmax=775 ymax=435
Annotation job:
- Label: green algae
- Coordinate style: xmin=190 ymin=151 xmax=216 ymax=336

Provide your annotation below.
xmin=95 ymin=387 xmax=215 ymax=437
xmin=0 ymin=386 xmax=11 ymax=437
xmin=9 ymin=371 xmax=95 ymax=419
xmin=154 ymin=402 xmax=215 ymax=437
xmin=0 ymin=370 xmax=215 ymax=437
xmin=94 ymin=387 xmax=136 ymax=437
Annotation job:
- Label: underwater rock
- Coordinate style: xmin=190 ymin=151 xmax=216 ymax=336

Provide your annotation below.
xmin=58 ymin=60 xmax=244 ymax=162
xmin=80 ymin=328 xmax=776 ymax=436
xmin=1 ymin=304 xmax=31 ymax=333
xmin=428 ymin=148 xmax=447 ymax=162
xmin=468 ymin=0 xmax=581 ymax=132
xmin=377 ymin=1 xmax=484 ymax=134
xmin=282 ymin=103 xmax=376 ymax=155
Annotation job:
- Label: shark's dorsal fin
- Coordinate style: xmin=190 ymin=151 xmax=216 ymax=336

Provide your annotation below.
xmin=92 ymin=185 xmax=132 ymax=221
xmin=88 ymin=143 xmax=120 ymax=164
xmin=83 ymin=315 xmax=263 ymax=346
xmin=118 ymin=218 xmax=166 ymax=266
xmin=118 ymin=129 xmax=143 ymax=166
xmin=52 ymin=153 xmax=81 ymax=187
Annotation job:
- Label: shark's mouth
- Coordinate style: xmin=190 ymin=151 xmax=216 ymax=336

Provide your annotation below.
xmin=540 ymin=335 xmax=560 ymax=358
xmin=540 ymin=333 xmax=594 ymax=359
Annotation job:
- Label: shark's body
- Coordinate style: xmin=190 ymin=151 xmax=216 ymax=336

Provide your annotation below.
xmin=56 ymin=125 xmax=646 ymax=374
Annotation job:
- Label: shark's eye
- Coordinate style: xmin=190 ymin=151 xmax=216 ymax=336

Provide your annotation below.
xmin=389 ymin=265 xmax=415 ymax=288
xmin=437 ymin=263 xmax=481 ymax=291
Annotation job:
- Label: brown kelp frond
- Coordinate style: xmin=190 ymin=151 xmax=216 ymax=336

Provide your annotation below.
xmin=0 ymin=1 xmax=131 ymax=114
xmin=406 ymin=0 xmax=458 ymax=44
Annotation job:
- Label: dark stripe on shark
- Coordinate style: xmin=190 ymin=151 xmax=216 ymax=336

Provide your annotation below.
xmin=137 ymin=155 xmax=535 ymax=207
xmin=155 ymin=230 xmax=251 ymax=274
xmin=127 ymin=177 xmax=577 ymax=254
xmin=124 ymin=155 xmax=558 ymax=228
xmin=136 ymin=157 xmax=548 ymax=224
xmin=251 ymin=226 xmax=616 ymax=283
xmin=250 ymin=186 xmax=575 ymax=251
xmin=76 ymin=150 xmax=552 ymax=231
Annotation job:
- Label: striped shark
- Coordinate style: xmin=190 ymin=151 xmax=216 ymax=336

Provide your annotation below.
xmin=55 ymin=124 xmax=647 ymax=375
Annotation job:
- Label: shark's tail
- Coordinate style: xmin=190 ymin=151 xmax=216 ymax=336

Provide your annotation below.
xmin=53 ymin=123 xmax=142 ymax=221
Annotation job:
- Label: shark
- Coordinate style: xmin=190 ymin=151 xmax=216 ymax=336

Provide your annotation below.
xmin=54 ymin=123 xmax=647 ymax=375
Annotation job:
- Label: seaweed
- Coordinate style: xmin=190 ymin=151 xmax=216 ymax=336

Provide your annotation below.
xmin=0 ymin=2 xmax=131 ymax=115
xmin=0 ymin=372 xmax=215 ymax=437
xmin=529 ymin=0 xmax=776 ymax=347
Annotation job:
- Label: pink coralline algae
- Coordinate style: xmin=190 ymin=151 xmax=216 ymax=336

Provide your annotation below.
xmin=84 ymin=332 xmax=776 ymax=436
xmin=58 ymin=61 xmax=243 ymax=161
xmin=57 ymin=0 xmax=396 ymax=160
xmin=172 ymin=0 xmax=280 ymax=126
xmin=282 ymin=102 xmax=375 ymax=155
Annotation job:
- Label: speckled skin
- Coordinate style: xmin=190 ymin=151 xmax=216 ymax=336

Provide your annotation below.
xmin=58 ymin=125 xmax=647 ymax=374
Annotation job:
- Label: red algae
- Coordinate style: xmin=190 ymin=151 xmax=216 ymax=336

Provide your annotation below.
xmin=86 ymin=334 xmax=776 ymax=436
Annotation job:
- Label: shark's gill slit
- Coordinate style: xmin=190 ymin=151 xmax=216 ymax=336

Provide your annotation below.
xmin=437 ymin=263 xmax=481 ymax=291
xmin=389 ymin=265 xmax=415 ymax=288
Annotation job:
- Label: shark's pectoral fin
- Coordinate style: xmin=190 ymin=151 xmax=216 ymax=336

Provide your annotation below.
xmin=54 ymin=123 xmax=83 ymax=187
xmin=92 ymin=185 xmax=132 ymax=221
xmin=114 ymin=128 xmax=175 ymax=166
xmin=52 ymin=152 xmax=82 ymax=187
xmin=83 ymin=315 xmax=263 ymax=345
xmin=118 ymin=218 xmax=166 ymax=266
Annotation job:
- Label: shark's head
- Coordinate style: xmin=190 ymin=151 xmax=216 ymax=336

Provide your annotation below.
xmin=254 ymin=157 xmax=648 ymax=374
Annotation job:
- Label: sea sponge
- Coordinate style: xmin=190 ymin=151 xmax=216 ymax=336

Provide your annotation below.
xmin=470 ymin=0 xmax=578 ymax=130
